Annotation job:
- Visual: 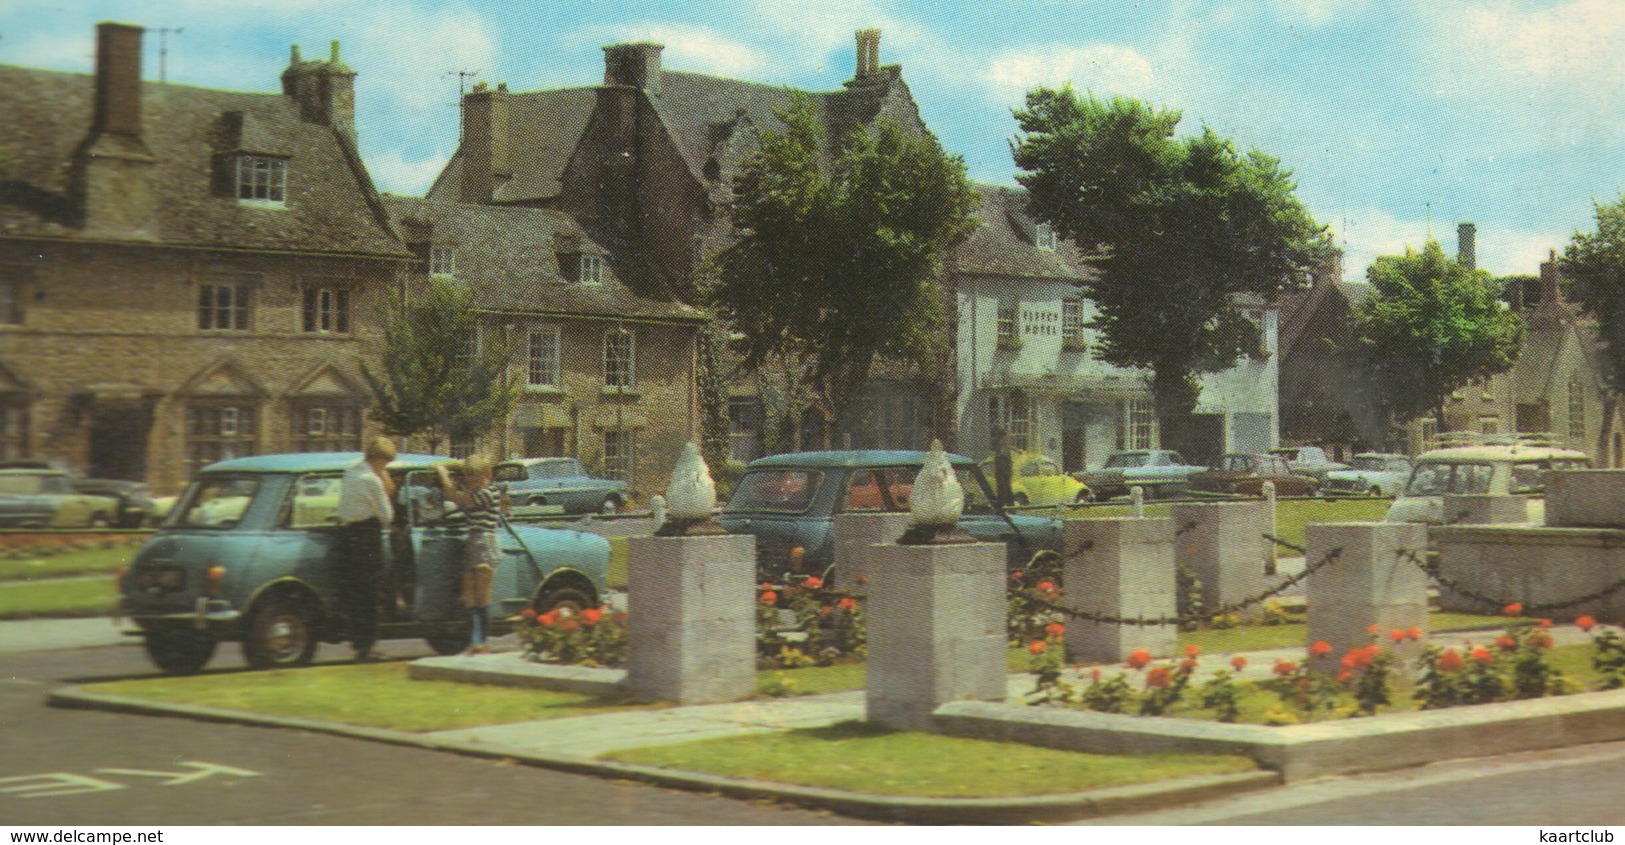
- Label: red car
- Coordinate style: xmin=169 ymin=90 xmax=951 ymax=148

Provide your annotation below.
xmin=1188 ymin=453 xmax=1319 ymax=497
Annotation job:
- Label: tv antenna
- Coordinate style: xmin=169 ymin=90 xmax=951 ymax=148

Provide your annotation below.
xmin=446 ymin=69 xmax=480 ymax=100
xmin=155 ymin=27 xmax=183 ymax=83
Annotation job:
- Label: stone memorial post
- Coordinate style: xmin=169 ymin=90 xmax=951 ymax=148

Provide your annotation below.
xmin=1305 ymin=521 xmax=1430 ymax=667
xmin=1171 ymin=500 xmax=1274 ymax=619
xmin=1062 ymin=516 xmax=1178 ymax=663
xmin=832 ymin=511 xmax=911 ymax=595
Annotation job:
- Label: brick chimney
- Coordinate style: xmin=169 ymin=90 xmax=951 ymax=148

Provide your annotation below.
xmin=603 ymin=42 xmax=663 ymax=96
xmin=458 ymin=81 xmax=511 ymax=205
xmin=1457 ymin=222 xmax=1477 ymax=270
xmin=1541 ymin=248 xmax=1561 ymax=305
xmin=855 ymin=29 xmax=880 ymax=78
xmin=73 ymin=22 xmax=157 ymax=235
xmin=281 ymin=40 xmax=357 ymax=146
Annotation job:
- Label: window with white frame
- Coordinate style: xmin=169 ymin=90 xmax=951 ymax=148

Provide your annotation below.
xmin=603 ymin=328 xmax=635 ymax=388
xmin=603 ymin=429 xmax=634 ymax=481
xmin=293 ymin=402 xmax=361 ymax=452
xmin=728 ymin=397 xmax=762 ymax=463
xmin=186 ymin=402 xmax=257 ymax=477
xmin=197 ymin=279 xmax=251 ymax=331
xmin=989 ymin=391 xmax=1032 ymax=452
xmin=430 ymin=247 xmax=457 ymax=277
xmin=580 ymin=254 xmax=603 ymax=286
xmin=527 ymin=327 xmax=560 ymax=388
xmin=1117 ymin=398 xmax=1157 ymax=451
xmin=302 ymin=285 xmax=351 ymax=333
xmin=996 ymin=297 xmax=1019 ymax=348
xmin=236 ymin=155 xmax=287 ymax=204
xmin=1062 ymin=296 xmax=1084 ymax=349
xmin=1035 ymin=223 xmax=1056 ymax=251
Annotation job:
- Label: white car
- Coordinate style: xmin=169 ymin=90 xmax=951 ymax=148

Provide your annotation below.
xmin=1384 ymin=436 xmax=1590 ymax=524
xmin=1322 ymin=453 xmax=1414 ymax=497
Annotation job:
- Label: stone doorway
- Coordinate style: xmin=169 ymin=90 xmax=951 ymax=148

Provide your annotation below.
xmin=88 ymin=399 xmax=154 ymax=481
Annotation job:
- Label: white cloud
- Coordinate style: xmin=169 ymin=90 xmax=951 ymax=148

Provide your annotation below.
xmin=1267 ymin=0 xmax=1373 ymax=29
xmin=985 ymin=43 xmax=1157 ymax=105
xmin=1331 ymin=207 xmax=1564 ymax=279
xmin=365 ymin=147 xmax=451 ymax=196
xmin=567 ymin=23 xmax=769 ymax=77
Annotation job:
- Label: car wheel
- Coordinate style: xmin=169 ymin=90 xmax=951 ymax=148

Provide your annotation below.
xmin=145 ymin=629 xmax=216 ymax=675
xmin=243 ymin=596 xmax=319 ymax=670
xmin=1074 ymin=489 xmax=1091 ymax=503
xmin=535 ymin=587 xmax=594 ymax=616
xmin=527 ymin=496 xmax=548 ymax=507
xmin=425 ymin=629 xmax=470 ymax=655
xmin=601 ymin=495 xmax=622 ymax=514
xmin=1013 ymin=493 xmax=1029 ymax=506
xmin=1368 ymin=486 xmax=1382 ymax=497
xmin=88 ymin=512 xmax=112 ymax=529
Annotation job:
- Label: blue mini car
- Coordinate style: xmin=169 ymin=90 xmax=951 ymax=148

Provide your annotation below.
xmin=119 ymin=452 xmax=611 ymax=675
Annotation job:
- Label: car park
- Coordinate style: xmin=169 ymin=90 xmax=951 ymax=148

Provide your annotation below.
xmin=1187 ymin=453 xmax=1320 ymax=497
xmin=70 ymin=478 xmax=157 ymax=527
xmin=1322 ymin=453 xmax=1414 ymax=497
xmin=717 ymin=450 xmax=1062 ymax=583
xmin=1269 ymin=446 xmax=1350 ymax=483
xmin=492 ymin=456 xmax=629 ymax=514
xmin=1077 ymin=450 xmax=1205 ymax=500
xmin=977 ymin=451 xmax=1090 ymax=506
xmin=119 ymin=452 xmax=611 ymax=675
xmin=1385 ymin=434 xmax=1590 ymax=525
xmin=0 ymin=468 xmax=121 ymax=528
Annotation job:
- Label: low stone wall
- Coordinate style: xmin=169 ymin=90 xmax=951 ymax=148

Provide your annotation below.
xmin=1429 ymin=524 xmax=1625 ymax=620
xmin=933 ymin=689 xmax=1625 ymax=782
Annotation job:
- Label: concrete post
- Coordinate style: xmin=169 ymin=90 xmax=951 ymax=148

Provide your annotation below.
xmin=1305 ymin=521 xmax=1430 ymax=667
xmin=831 ymin=511 xmax=911 ymax=593
xmin=1062 ymin=517 xmax=1178 ymax=663
xmin=866 ymin=541 xmax=1007 ymax=731
xmin=1545 ymin=470 xmax=1625 ymax=527
xmin=625 ymin=533 xmax=757 ymax=704
xmin=1442 ymin=494 xmax=1528 ymax=526
xmin=1170 ymin=501 xmax=1275 ymax=619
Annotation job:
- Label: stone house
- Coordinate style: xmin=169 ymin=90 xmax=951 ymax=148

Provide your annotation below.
xmin=381 ymin=195 xmax=706 ymax=492
xmin=0 ymin=23 xmax=408 ymax=493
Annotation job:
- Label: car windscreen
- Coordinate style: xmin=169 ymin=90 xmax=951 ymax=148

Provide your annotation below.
xmin=1403 ymin=462 xmax=1493 ymax=496
xmin=1350 ymin=456 xmax=1387 ymax=471
xmin=0 ymin=476 xmax=43 ymax=495
xmin=1105 ymin=454 xmax=1148 ymax=468
xmin=725 ymin=470 xmax=823 ymax=514
xmin=171 ymin=475 xmax=261 ymax=528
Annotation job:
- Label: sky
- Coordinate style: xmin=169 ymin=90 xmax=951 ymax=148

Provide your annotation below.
xmin=3 ymin=0 xmax=1623 ymax=279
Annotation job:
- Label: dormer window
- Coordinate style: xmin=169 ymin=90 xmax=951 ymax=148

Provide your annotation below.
xmin=236 ymin=155 xmax=287 ymax=205
xmin=1035 ymin=223 xmax=1056 ymax=252
xmin=430 ymin=247 xmax=457 ymax=278
xmin=559 ymin=251 xmax=604 ymax=285
xmin=581 ymin=255 xmax=603 ymax=285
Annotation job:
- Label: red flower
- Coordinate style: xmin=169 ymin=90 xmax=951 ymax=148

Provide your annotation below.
xmin=1503 ymin=602 xmax=1524 ymax=616
xmin=1178 ymin=658 xmax=1198 ymax=673
xmin=1310 ymin=640 xmax=1333 ymax=658
xmin=1538 ymin=618 xmax=1553 ymax=630
xmin=580 ymin=607 xmax=603 ymax=626
xmin=1090 ymin=667 xmax=1103 ymax=682
xmin=1184 ymin=643 xmax=1201 ymax=658
xmin=1577 ymin=615 xmax=1598 ymax=632
xmin=819 ymin=605 xmax=834 ymax=618
xmin=1036 ymin=580 xmax=1057 ymax=594
xmin=1534 ymin=633 xmax=1555 ymax=649
xmin=1028 ymin=640 xmax=1048 ymax=656
xmin=838 ymin=597 xmax=858 ymax=612
xmin=1273 ymin=659 xmax=1298 ymax=677
xmin=1469 ymin=646 xmax=1493 ymax=664
xmin=1437 ymin=648 xmax=1465 ymax=672
xmin=1406 ymin=627 xmax=1424 ymax=642
xmin=1010 ymin=569 xmax=1025 ymax=582
xmin=538 ymin=610 xmax=559 ymax=628
xmin=520 ymin=607 xmax=538 ymax=621
xmin=1230 ymin=655 xmax=1248 ymax=672
xmin=1389 ymin=628 xmax=1406 ymax=643
xmin=1496 ymin=634 xmax=1518 ymax=652
xmin=558 ymin=619 xmax=581 ymax=633
xmin=1336 ymin=668 xmax=1354 ymax=683
xmin=759 ymin=591 xmax=778 ymax=606
xmin=803 ymin=576 xmax=823 ymax=590
xmin=1367 ymin=623 xmax=1380 ymax=636
xmin=1145 ymin=666 xmax=1172 ymax=688
xmin=1126 ymin=649 xmax=1152 ymax=670
xmin=1341 ymin=651 xmax=1360 ymax=669
xmin=1045 ymin=622 xmax=1066 ymax=638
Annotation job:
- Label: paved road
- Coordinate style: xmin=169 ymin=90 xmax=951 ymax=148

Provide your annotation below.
xmin=0 ymin=641 xmax=868 ymax=826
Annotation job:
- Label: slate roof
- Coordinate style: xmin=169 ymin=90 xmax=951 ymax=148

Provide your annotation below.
xmin=0 ymin=64 xmax=406 ymax=258
xmin=950 ymin=183 xmax=1097 ymax=282
xmin=380 ymin=195 xmax=703 ymax=323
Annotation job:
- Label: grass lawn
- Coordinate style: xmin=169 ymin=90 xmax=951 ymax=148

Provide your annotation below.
xmin=757 ymin=647 xmax=1031 ymax=697
xmin=0 ymin=577 xmax=116 ymax=620
xmin=1064 ymin=497 xmax=1391 ymax=550
xmin=0 ymin=543 xmax=141 ymax=582
xmin=601 ymin=719 xmax=1257 ymax=798
xmin=1177 ymin=611 xmax=1509 ymax=654
xmin=82 ymin=661 xmax=657 ymax=733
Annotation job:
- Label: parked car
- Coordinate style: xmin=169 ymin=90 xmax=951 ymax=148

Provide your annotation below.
xmin=717 ymin=450 xmax=1062 ymax=583
xmin=0 ymin=468 xmax=121 ymax=528
xmin=0 ymin=459 xmax=157 ymax=528
xmin=977 ymin=451 xmax=1090 ymax=506
xmin=119 ymin=452 xmax=612 ymax=675
xmin=492 ymin=457 xmax=629 ymax=514
xmin=1187 ymin=453 xmax=1320 ymax=497
xmin=1269 ymin=446 xmax=1350 ymax=482
xmin=1322 ymin=453 xmax=1415 ymax=497
xmin=1385 ymin=435 xmax=1590 ymax=525
xmin=1077 ymin=450 xmax=1205 ymax=500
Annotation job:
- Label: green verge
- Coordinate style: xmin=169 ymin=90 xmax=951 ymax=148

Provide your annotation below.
xmin=758 ymin=647 xmax=1031 ymax=697
xmin=1063 ymin=496 xmax=1391 ymax=550
xmin=0 ymin=577 xmax=116 ymax=620
xmin=0 ymin=543 xmax=141 ymax=581
xmin=601 ymin=719 xmax=1256 ymax=798
xmin=81 ymin=662 xmax=657 ymax=733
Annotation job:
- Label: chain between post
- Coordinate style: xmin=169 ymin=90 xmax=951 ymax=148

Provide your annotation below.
xmin=1398 ymin=548 xmax=1625 ymax=613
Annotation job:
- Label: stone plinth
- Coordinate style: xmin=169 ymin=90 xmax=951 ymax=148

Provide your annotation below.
xmin=1431 ymin=524 xmax=1625 ymax=621
xmin=1441 ymin=494 xmax=1529 ymax=525
xmin=626 ymin=533 xmax=757 ymax=704
xmin=1062 ymin=517 xmax=1178 ymax=662
xmin=1546 ymin=470 xmax=1625 ymax=528
xmin=1170 ymin=501 xmax=1277 ymax=619
xmin=1305 ymin=522 xmax=1429 ymax=666
xmin=832 ymin=512 xmax=911 ymax=594
xmin=866 ymin=541 xmax=1007 ymax=731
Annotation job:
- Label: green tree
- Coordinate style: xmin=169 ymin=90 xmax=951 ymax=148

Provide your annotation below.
xmin=1351 ymin=240 xmax=1523 ymax=430
xmin=1010 ymin=87 xmax=1329 ymax=453
xmin=708 ymin=96 xmax=976 ymax=447
xmin=361 ymin=276 xmax=521 ymax=454
xmin=1563 ymin=196 xmax=1625 ymax=395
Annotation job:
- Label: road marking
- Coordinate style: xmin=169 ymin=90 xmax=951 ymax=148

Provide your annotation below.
xmin=0 ymin=762 xmax=261 ymax=799
xmin=96 ymin=762 xmax=262 ymax=786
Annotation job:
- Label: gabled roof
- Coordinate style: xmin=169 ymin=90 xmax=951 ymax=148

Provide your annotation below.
xmin=381 ymin=195 xmax=703 ymax=323
xmin=0 ymin=64 xmax=406 ymax=258
xmin=951 ymin=183 xmax=1096 ymax=282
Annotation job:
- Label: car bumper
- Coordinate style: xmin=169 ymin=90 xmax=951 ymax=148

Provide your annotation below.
xmin=121 ymin=598 xmax=241 ymax=635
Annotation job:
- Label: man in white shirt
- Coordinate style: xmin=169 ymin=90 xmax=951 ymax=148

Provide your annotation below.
xmin=336 ymin=437 xmax=396 ymax=661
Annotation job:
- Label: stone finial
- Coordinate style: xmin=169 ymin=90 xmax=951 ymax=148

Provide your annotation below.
xmin=654 ymin=442 xmax=726 ymax=536
xmin=898 ymin=440 xmax=975 ymax=545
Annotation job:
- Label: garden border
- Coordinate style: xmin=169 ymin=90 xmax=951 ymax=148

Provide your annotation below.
xmin=932 ymin=688 xmax=1625 ymax=781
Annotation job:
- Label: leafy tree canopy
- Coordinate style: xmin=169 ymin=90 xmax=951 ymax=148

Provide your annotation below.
xmin=1563 ymin=195 xmax=1625 ymax=395
xmin=361 ymin=276 xmax=520 ymax=454
xmin=707 ymin=95 xmax=976 ymax=444
xmin=1351 ymin=240 xmax=1523 ymax=428
xmin=1010 ymin=87 xmax=1330 ymax=438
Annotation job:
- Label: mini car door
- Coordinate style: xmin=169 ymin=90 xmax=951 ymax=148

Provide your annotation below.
xmin=266 ymin=473 xmax=345 ymax=600
xmin=401 ymin=469 xmax=467 ymax=622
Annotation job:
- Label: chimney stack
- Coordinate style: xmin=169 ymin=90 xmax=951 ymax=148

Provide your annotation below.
xmin=458 ymin=82 xmax=511 ymax=205
xmin=603 ymin=42 xmax=663 ymax=96
xmin=855 ymin=29 xmax=881 ymax=78
xmin=1541 ymin=248 xmax=1561 ymax=305
xmin=74 ymin=22 xmax=156 ymax=234
xmin=1457 ymin=222 xmax=1476 ymax=270
xmin=91 ymin=22 xmax=145 ymax=139
xmin=281 ymin=39 xmax=358 ymax=146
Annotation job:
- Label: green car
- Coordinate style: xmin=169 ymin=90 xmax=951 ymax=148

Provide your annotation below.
xmin=119 ymin=452 xmax=611 ymax=675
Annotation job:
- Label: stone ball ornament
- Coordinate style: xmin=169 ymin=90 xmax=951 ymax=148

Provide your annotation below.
xmin=898 ymin=440 xmax=977 ymax=545
xmin=654 ymin=442 xmax=728 ymax=537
